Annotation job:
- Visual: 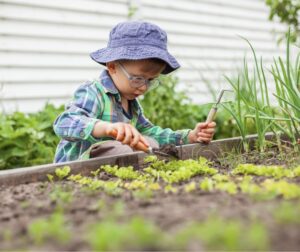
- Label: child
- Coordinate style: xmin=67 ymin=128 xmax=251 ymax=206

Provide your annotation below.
xmin=53 ymin=21 xmax=216 ymax=163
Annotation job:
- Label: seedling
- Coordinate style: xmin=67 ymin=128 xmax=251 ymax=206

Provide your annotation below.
xmin=55 ymin=166 xmax=71 ymax=180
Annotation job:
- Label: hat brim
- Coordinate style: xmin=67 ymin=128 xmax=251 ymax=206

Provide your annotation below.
xmin=90 ymin=45 xmax=180 ymax=74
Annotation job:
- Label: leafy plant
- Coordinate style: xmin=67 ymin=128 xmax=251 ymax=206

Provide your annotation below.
xmin=28 ymin=210 xmax=70 ymax=245
xmin=266 ymin=0 xmax=300 ymax=42
xmin=175 ymin=216 xmax=269 ymax=250
xmin=273 ymin=201 xmax=300 ymax=224
xmin=87 ymin=217 xmax=164 ymax=250
xmin=0 ymin=104 xmax=63 ymax=169
xmin=55 ymin=166 xmax=71 ymax=180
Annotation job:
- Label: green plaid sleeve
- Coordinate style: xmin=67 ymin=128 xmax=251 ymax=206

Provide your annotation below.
xmin=135 ymin=108 xmax=191 ymax=146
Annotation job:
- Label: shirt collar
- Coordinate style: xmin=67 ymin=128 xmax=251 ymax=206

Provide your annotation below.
xmin=99 ymin=70 xmax=119 ymax=95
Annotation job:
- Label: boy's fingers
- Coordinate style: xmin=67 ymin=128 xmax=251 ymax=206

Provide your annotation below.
xmin=130 ymin=127 xmax=141 ymax=147
xmin=196 ymin=122 xmax=208 ymax=130
xmin=116 ymin=125 xmax=125 ymax=141
xmin=140 ymin=135 xmax=150 ymax=147
xmin=197 ymin=132 xmax=213 ymax=139
xmin=201 ymin=128 xmax=215 ymax=134
xmin=122 ymin=125 xmax=132 ymax=144
xmin=208 ymin=121 xmax=216 ymax=128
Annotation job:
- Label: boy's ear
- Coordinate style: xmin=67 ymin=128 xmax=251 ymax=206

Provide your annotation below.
xmin=106 ymin=62 xmax=117 ymax=74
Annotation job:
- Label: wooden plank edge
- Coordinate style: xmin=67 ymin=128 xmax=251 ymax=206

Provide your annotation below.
xmin=0 ymin=133 xmax=288 ymax=186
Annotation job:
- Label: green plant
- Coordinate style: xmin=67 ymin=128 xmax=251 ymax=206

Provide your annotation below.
xmin=232 ymin=163 xmax=296 ymax=179
xmin=270 ymin=32 xmax=300 ymax=148
xmin=266 ymin=0 xmax=300 ymax=42
xmin=50 ymin=185 xmax=73 ymax=204
xmin=200 ymin=178 xmax=214 ymax=192
xmin=87 ymin=217 xmax=164 ymax=250
xmin=28 ymin=210 xmax=70 ymax=245
xmin=273 ymin=201 xmax=300 ymax=224
xmin=55 ymin=166 xmax=71 ymax=180
xmin=175 ymin=217 xmax=269 ymax=250
xmin=0 ymin=104 xmax=63 ymax=169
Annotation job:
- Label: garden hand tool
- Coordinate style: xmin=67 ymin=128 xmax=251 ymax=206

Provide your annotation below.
xmin=107 ymin=129 xmax=172 ymax=158
xmin=206 ymin=89 xmax=233 ymax=123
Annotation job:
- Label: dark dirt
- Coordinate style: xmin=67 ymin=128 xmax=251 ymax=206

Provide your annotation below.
xmin=155 ymin=143 xmax=179 ymax=159
xmin=0 ymin=148 xmax=299 ymax=251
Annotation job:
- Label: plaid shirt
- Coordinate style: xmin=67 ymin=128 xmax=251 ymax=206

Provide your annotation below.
xmin=53 ymin=70 xmax=191 ymax=162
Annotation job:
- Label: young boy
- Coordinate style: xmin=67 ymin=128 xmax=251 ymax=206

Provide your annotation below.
xmin=53 ymin=21 xmax=216 ymax=163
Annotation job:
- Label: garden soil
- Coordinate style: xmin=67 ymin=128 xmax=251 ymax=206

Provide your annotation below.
xmin=0 ymin=148 xmax=299 ymax=251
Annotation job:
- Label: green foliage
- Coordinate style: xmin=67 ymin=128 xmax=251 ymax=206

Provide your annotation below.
xmin=273 ymin=201 xmax=300 ymax=224
xmin=87 ymin=217 xmax=164 ymax=251
xmin=50 ymin=185 xmax=73 ymax=205
xmin=0 ymin=104 xmax=63 ymax=169
xmin=215 ymin=181 xmax=238 ymax=195
xmin=200 ymin=177 xmax=214 ymax=192
xmin=232 ymin=163 xmax=297 ymax=179
xmin=55 ymin=166 xmax=71 ymax=180
xmin=144 ymin=157 xmax=217 ymax=184
xmin=115 ymin=166 xmax=139 ymax=180
xmin=175 ymin=217 xmax=269 ymax=250
xmin=184 ymin=181 xmax=196 ymax=193
xmin=28 ymin=210 xmax=70 ymax=245
xmin=266 ymin=0 xmax=300 ymax=42
xmin=223 ymin=35 xmax=300 ymax=151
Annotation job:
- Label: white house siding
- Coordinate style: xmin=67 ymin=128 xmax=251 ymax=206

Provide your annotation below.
xmin=0 ymin=0 xmax=287 ymax=113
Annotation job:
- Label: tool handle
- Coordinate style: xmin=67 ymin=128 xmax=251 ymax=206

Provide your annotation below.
xmin=107 ymin=129 xmax=150 ymax=153
xmin=206 ymin=107 xmax=218 ymax=123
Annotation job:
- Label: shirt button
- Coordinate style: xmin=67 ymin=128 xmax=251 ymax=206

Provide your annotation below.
xmin=80 ymin=132 xmax=85 ymax=138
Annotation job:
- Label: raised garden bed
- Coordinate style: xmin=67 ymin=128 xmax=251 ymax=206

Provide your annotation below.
xmin=0 ymin=135 xmax=299 ymax=251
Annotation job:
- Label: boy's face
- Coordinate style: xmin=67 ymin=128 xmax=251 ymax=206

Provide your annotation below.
xmin=107 ymin=60 xmax=165 ymax=100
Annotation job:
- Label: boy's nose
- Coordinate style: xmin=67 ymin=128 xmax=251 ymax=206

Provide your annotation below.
xmin=137 ymin=84 xmax=148 ymax=92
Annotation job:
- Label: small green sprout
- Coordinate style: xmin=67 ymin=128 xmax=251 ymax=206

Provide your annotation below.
xmin=215 ymin=181 xmax=238 ymax=195
xmin=50 ymin=185 xmax=73 ymax=204
xmin=46 ymin=174 xmax=54 ymax=183
xmin=90 ymin=168 xmax=101 ymax=177
xmin=273 ymin=201 xmax=300 ymax=224
xmin=55 ymin=166 xmax=71 ymax=180
xmin=143 ymin=155 xmax=158 ymax=163
xmin=164 ymin=184 xmax=178 ymax=194
xmin=133 ymin=189 xmax=153 ymax=200
xmin=28 ymin=210 xmax=70 ymax=245
xmin=200 ymin=178 xmax=214 ymax=192
xmin=184 ymin=181 xmax=196 ymax=193
xmin=115 ymin=166 xmax=139 ymax=180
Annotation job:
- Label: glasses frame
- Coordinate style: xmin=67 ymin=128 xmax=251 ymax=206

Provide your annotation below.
xmin=117 ymin=62 xmax=160 ymax=90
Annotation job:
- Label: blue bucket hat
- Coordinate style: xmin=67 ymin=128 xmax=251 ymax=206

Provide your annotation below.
xmin=90 ymin=21 xmax=180 ymax=74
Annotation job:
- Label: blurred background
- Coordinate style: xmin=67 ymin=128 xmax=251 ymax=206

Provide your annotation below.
xmin=0 ymin=0 xmax=288 ymax=113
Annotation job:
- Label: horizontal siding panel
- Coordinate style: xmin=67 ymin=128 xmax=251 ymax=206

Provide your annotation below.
xmin=0 ymin=68 xmax=101 ymax=83
xmin=143 ymin=8 xmax=286 ymax=33
xmin=0 ymin=52 xmax=98 ymax=68
xmin=0 ymin=36 xmax=104 ymax=54
xmin=0 ymin=21 xmax=112 ymax=41
xmin=0 ymin=0 xmax=128 ymax=15
xmin=142 ymin=0 xmax=268 ymax=20
xmin=0 ymin=3 xmax=125 ymax=28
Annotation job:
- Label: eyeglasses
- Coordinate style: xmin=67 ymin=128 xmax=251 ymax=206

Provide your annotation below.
xmin=118 ymin=62 xmax=160 ymax=90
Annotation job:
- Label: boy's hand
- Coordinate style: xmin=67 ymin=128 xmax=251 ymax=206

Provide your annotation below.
xmin=188 ymin=122 xmax=216 ymax=144
xmin=104 ymin=122 xmax=149 ymax=148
